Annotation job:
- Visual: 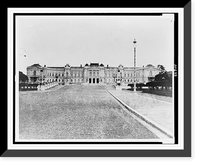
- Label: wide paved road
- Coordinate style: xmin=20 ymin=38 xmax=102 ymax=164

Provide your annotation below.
xmin=19 ymin=85 xmax=158 ymax=139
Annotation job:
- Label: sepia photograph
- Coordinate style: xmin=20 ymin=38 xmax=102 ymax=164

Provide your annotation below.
xmin=15 ymin=13 xmax=175 ymax=144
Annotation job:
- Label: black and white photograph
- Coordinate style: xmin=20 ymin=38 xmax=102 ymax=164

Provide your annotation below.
xmin=4 ymin=5 xmax=191 ymax=157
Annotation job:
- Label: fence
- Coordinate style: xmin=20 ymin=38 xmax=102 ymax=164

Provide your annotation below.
xmin=19 ymin=82 xmax=59 ymax=91
xmin=19 ymin=83 xmax=38 ymax=91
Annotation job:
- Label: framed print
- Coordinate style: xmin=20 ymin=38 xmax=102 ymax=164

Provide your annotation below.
xmin=2 ymin=2 xmax=191 ymax=157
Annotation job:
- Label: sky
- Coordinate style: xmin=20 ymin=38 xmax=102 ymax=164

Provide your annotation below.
xmin=16 ymin=15 xmax=174 ymax=74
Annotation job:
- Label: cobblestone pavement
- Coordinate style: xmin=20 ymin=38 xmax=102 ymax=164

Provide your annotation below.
xmin=19 ymin=85 xmax=159 ymax=139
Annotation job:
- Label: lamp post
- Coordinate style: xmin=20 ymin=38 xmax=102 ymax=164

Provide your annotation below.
xmin=133 ymin=39 xmax=137 ymax=92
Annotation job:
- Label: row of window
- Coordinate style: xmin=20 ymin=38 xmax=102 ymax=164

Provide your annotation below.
xmin=71 ymin=73 xmax=82 ymax=77
xmin=105 ymin=78 xmax=136 ymax=83
xmin=71 ymin=79 xmax=83 ymax=83
xmin=44 ymin=78 xmax=145 ymax=83
xmin=46 ymin=79 xmax=64 ymax=82
xmin=47 ymin=73 xmax=64 ymax=77
xmin=46 ymin=78 xmax=84 ymax=83
xmin=35 ymin=71 xmax=153 ymax=78
xmin=89 ymin=70 xmax=99 ymax=77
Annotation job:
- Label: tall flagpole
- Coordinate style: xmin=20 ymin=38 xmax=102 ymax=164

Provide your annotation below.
xmin=133 ymin=39 xmax=137 ymax=92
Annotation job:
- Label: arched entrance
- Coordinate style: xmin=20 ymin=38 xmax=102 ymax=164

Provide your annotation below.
xmin=88 ymin=78 xmax=100 ymax=84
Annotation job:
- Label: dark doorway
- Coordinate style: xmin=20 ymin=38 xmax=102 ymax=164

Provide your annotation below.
xmin=93 ymin=78 xmax=95 ymax=84
xmin=97 ymin=78 xmax=99 ymax=84
xmin=89 ymin=78 xmax=91 ymax=84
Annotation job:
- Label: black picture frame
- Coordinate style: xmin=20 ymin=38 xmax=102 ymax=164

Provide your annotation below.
xmin=2 ymin=1 xmax=191 ymax=157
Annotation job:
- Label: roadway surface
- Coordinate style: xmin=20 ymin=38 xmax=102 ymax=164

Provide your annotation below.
xmin=19 ymin=85 xmax=159 ymax=139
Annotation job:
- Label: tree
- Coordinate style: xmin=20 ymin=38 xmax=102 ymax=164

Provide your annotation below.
xmin=19 ymin=71 xmax=28 ymax=83
xmin=157 ymin=65 xmax=166 ymax=73
xmin=154 ymin=71 xmax=172 ymax=90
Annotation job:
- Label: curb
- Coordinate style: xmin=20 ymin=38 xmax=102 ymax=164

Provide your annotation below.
xmin=107 ymin=90 xmax=173 ymax=139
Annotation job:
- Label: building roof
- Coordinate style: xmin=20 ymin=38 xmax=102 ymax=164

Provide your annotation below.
xmin=71 ymin=67 xmax=84 ymax=69
xmin=48 ymin=67 xmax=64 ymax=69
xmin=27 ymin=63 xmax=161 ymax=71
xmin=90 ymin=63 xmax=99 ymax=66
xmin=146 ymin=64 xmax=155 ymax=67
xmin=27 ymin=63 xmax=42 ymax=68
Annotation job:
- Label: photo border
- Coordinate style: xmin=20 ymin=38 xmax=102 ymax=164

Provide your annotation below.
xmin=2 ymin=2 xmax=191 ymax=157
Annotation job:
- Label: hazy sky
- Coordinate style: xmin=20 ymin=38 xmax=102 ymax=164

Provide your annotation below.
xmin=16 ymin=15 xmax=174 ymax=74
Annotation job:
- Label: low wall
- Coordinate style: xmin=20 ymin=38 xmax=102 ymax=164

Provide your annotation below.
xmin=19 ymin=83 xmax=38 ymax=91
xmin=37 ymin=82 xmax=59 ymax=91
xmin=116 ymin=85 xmax=130 ymax=90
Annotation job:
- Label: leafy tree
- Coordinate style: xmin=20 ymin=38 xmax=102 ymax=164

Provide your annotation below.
xmin=146 ymin=65 xmax=172 ymax=90
xmin=157 ymin=65 xmax=166 ymax=73
xmin=19 ymin=71 xmax=28 ymax=83
xmin=155 ymin=71 xmax=169 ymax=82
xmin=154 ymin=71 xmax=172 ymax=90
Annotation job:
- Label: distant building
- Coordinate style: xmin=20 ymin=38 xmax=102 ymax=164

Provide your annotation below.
xmin=26 ymin=63 xmax=160 ymax=85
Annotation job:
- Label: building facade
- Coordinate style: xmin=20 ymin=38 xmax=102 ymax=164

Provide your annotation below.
xmin=27 ymin=63 xmax=161 ymax=85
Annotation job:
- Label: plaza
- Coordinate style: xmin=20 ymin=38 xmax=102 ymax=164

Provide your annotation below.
xmin=19 ymin=84 xmax=173 ymax=140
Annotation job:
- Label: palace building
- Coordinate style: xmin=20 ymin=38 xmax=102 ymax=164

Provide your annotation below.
xmin=26 ymin=63 xmax=161 ymax=85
